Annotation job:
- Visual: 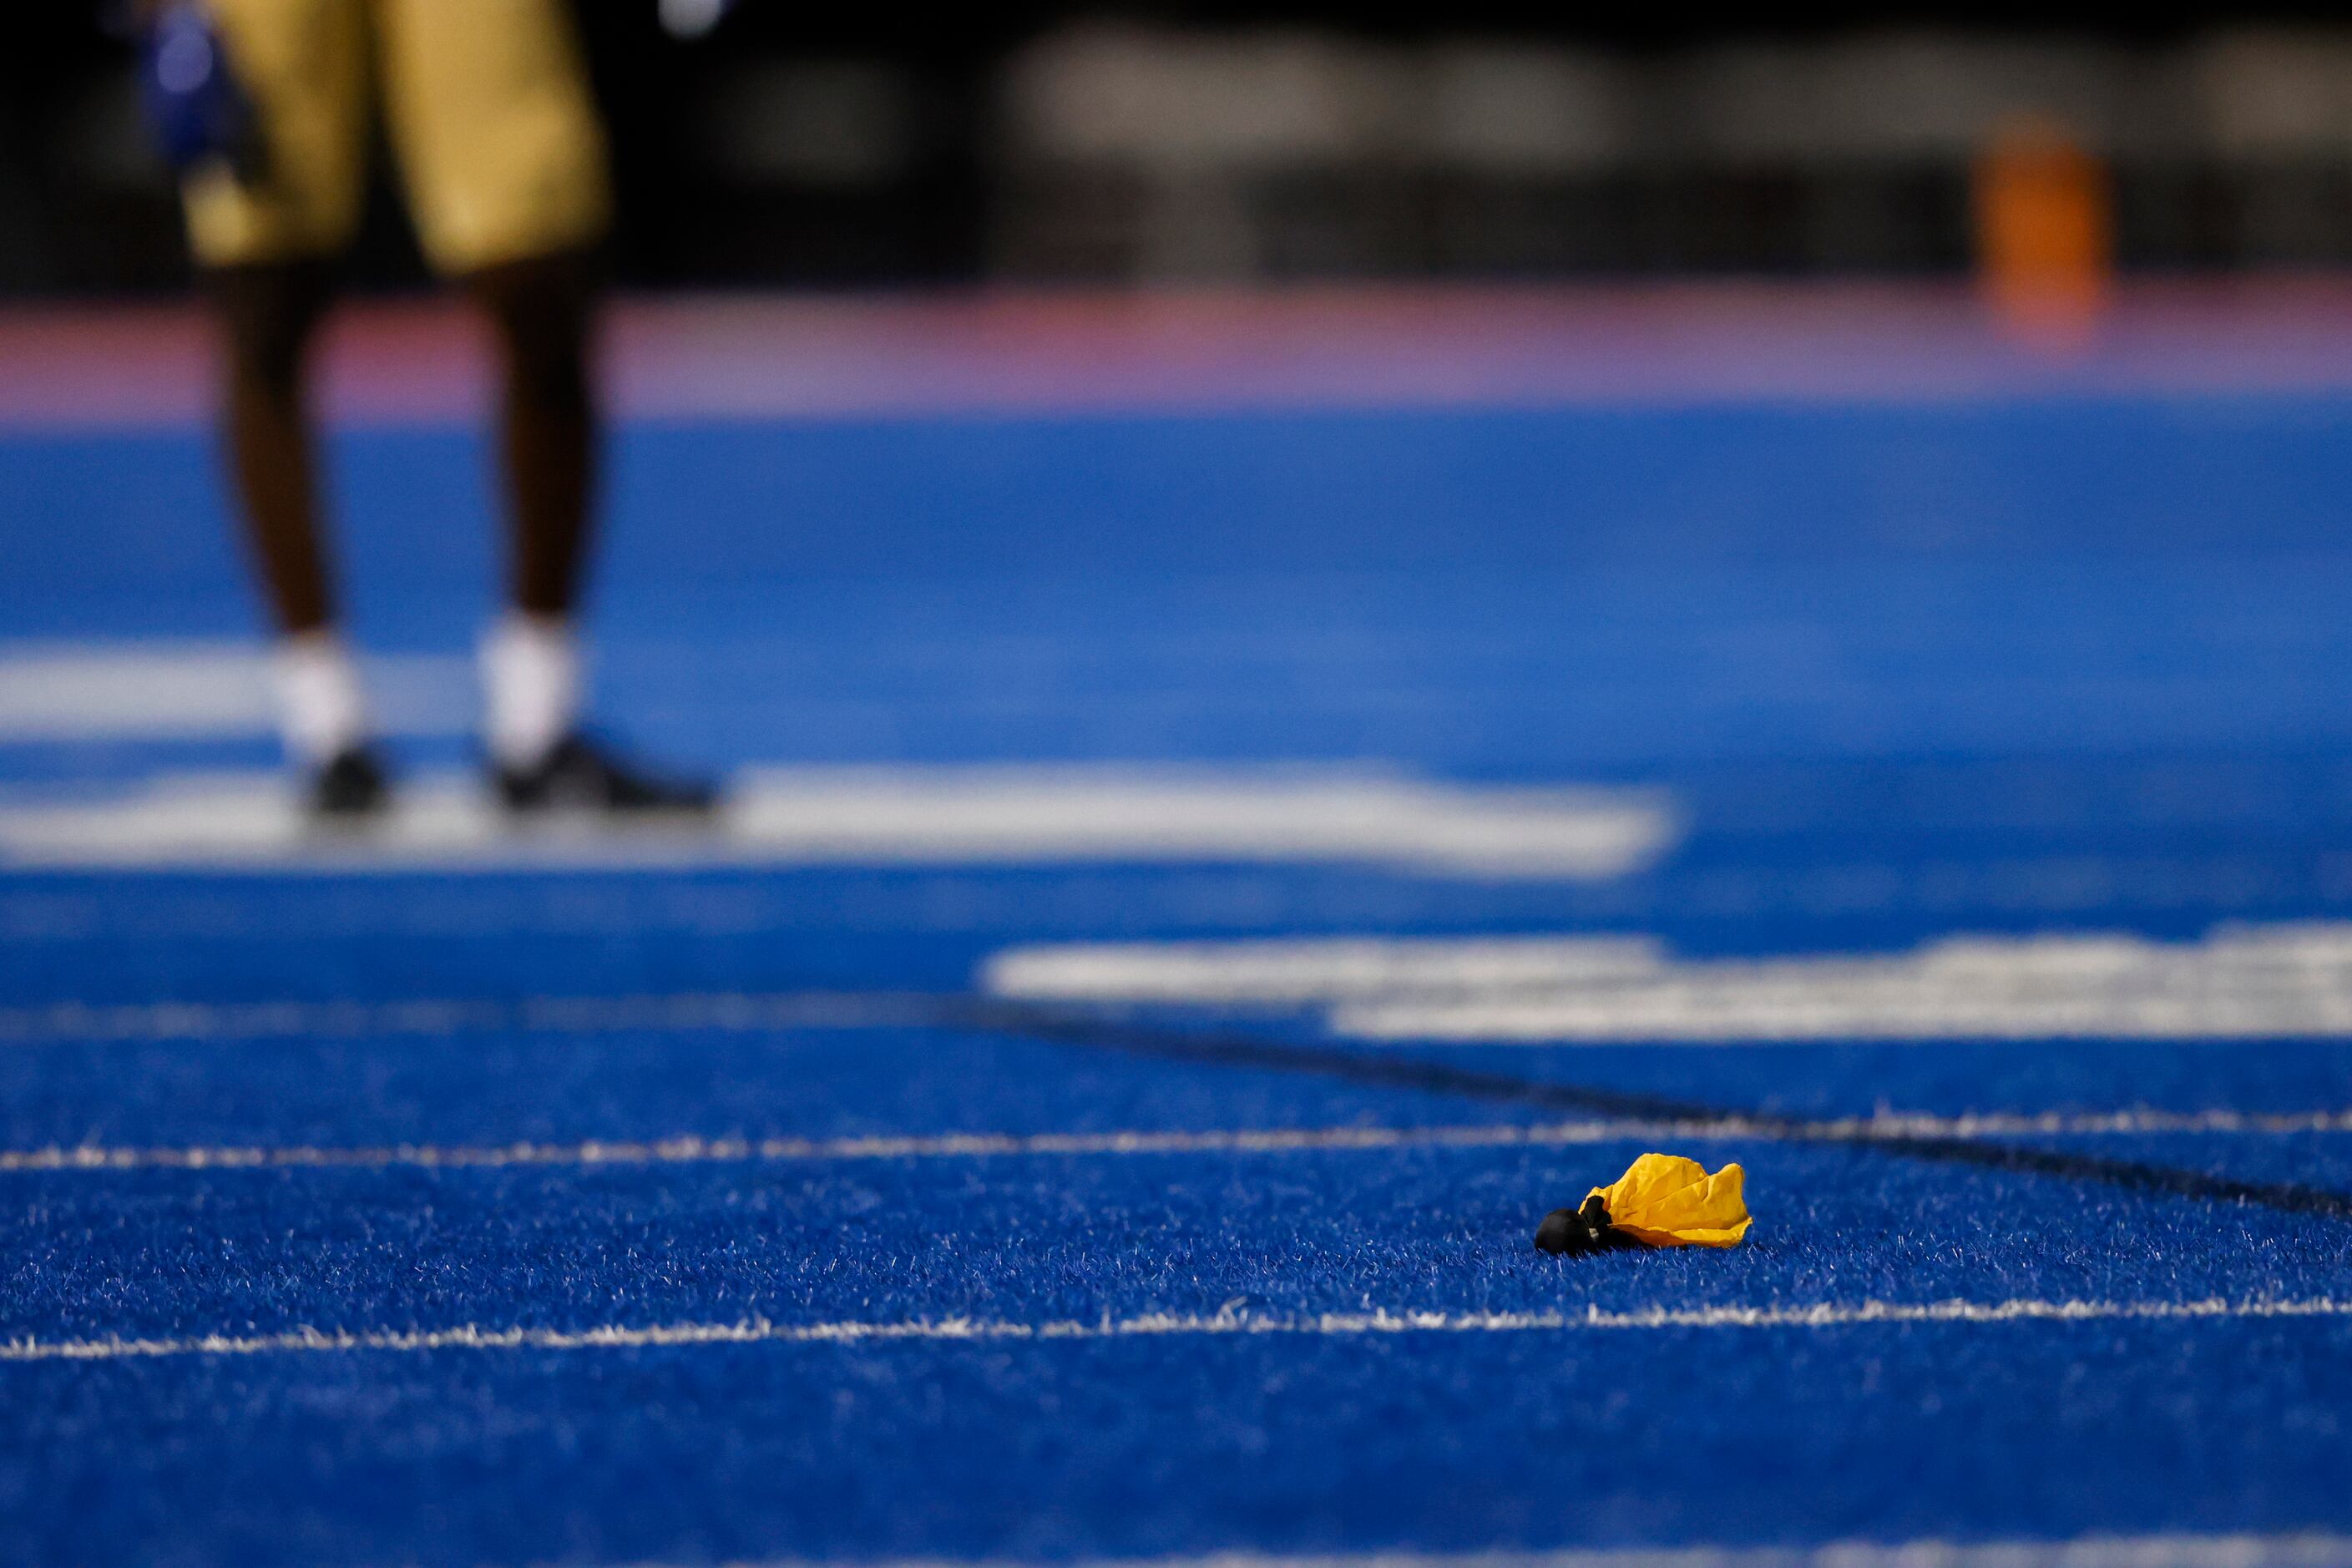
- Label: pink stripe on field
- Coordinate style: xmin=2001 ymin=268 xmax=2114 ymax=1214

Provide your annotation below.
xmin=9 ymin=278 xmax=2352 ymax=431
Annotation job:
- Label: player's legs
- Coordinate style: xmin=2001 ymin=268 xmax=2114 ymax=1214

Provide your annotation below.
xmin=469 ymin=248 xmax=599 ymax=625
xmin=212 ymin=256 xmax=336 ymax=636
xmin=380 ymin=0 xmax=708 ymax=812
xmin=466 ymin=245 xmax=599 ymax=780
xmin=209 ymin=257 xmax=381 ymax=810
xmin=182 ymin=0 xmax=383 ymax=812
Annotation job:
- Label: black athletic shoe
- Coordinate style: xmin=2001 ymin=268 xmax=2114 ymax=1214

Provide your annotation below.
xmin=494 ymin=732 xmax=717 ymax=817
xmin=307 ymin=744 xmax=392 ymax=822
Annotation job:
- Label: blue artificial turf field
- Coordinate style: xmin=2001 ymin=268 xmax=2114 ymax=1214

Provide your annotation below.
xmin=5 ymin=306 xmax=2352 ymax=1565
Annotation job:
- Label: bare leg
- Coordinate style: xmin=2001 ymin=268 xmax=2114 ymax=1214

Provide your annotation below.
xmin=463 ymin=249 xmax=710 ymax=812
xmin=208 ymin=259 xmax=383 ymax=808
xmin=210 ymin=258 xmax=338 ymax=633
xmin=466 ymin=247 xmax=599 ymax=619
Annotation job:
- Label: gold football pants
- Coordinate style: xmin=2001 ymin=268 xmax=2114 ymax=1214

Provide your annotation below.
xmin=183 ymin=0 xmax=610 ymax=276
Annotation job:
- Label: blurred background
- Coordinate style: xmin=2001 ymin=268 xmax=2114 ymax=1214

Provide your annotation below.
xmin=12 ymin=15 xmax=2352 ymax=1558
xmin=12 ymin=3 xmax=2352 ymax=832
xmin=10 ymin=3 xmax=2352 ymax=297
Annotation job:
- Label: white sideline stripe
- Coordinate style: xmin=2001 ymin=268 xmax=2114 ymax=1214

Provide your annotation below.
xmin=705 ymin=1533 xmax=2352 ymax=1568
xmin=5 ymin=1294 xmax=2347 ymax=1365
xmin=985 ymin=921 xmax=2352 ymax=1042
xmin=0 ymin=991 xmax=937 ymax=1045
xmin=0 ymin=643 xmax=464 ymax=740
xmin=0 ymin=766 xmax=1675 ymax=878
xmin=7 ymin=1108 xmax=2350 ymax=1176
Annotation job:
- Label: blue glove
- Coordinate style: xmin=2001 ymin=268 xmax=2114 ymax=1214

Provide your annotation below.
xmin=139 ymin=3 xmax=268 ymax=183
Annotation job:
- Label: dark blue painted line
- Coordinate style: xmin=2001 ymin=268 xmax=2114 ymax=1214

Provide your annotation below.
xmin=959 ymin=999 xmax=2352 ymax=1223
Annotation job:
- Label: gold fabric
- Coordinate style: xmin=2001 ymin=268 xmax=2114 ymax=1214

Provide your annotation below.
xmin=184 ymin=0 xmax=609 ymax=276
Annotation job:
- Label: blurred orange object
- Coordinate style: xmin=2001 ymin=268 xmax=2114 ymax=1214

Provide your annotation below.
xmin=1974 ymin=116 xmax=2112 ymax=353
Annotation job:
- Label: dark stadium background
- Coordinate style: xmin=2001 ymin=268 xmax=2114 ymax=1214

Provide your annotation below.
xmin=8 ymin=3 xmax=2352 ymax=296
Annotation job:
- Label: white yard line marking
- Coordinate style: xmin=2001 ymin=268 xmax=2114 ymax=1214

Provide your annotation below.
xmin=46 ymin=924 xmax=2352 ymax=1050
xmin=700 ymin=1532 xmax=2352 ymax=1568
xmin=5 ymin=1294 xmax=2345 ymax=1365
xmin=0 ymin=766 xmax=1676 ymax=878
xmin=985 ymin=922 xmax=2352 ymax=1041
xmin=987 ymin=937 xmax=1677 ymax=1005
xmin=5 ymin=1108 xmax=2349 ymax=1176
xmin=0 ymin=642 xmax=464 ymax=740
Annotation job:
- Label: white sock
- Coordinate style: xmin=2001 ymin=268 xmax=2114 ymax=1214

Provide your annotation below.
xmin=481 ymin=613 xmax=582 ymax=771
xmin=272 ymin=632 xmax=370 ymax=766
